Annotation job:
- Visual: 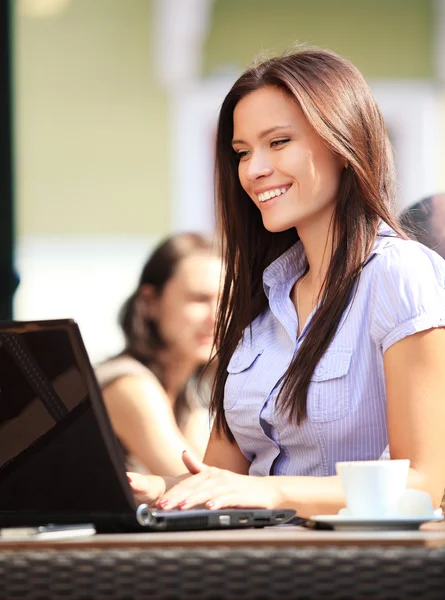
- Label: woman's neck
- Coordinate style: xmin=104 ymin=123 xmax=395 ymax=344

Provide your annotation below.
xmin=297 ymin=212 xmax=337 ymax=294
xmin=157 ymin=349 xmax=198 ymax=404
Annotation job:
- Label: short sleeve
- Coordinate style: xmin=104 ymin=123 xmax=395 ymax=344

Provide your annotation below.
xmin=369 ymin=241 xmax=445 ymax=353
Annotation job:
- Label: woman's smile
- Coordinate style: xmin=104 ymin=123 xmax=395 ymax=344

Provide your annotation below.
xmin=257 ymin=184 xmax=292 ymax=203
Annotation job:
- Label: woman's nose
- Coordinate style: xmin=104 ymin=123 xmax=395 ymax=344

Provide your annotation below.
xmin=244 ymin=152 xmax=273 ymax=181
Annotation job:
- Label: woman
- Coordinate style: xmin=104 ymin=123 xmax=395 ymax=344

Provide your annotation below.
xmin=95 ymin=232 xmax=222 ymax=476
xmin=400 ymin=194 xmax=445 ymax=259
xmin=130 ymin=47 xmax=445 ymax=516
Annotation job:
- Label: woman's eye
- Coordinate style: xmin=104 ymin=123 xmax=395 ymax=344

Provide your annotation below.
xmin=234 ymin=150 xmax=249 ymax=160
xmin=188 ymin=293 xmax=210 ymax=303
xmin=271 ymin=138 xmax=290 ymax=148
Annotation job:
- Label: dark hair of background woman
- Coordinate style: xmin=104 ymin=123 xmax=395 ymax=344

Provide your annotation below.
xmin=399 ymin=194 xmax=445 ymax=259
xmin=211 ymin=47 xmax=407 ymax=438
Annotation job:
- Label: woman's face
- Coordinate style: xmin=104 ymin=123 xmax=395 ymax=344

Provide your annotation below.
xmin=148 ymin=252 xmax=222 ymax=365
xmin=232 ymin=85 xmax=345 ymax=234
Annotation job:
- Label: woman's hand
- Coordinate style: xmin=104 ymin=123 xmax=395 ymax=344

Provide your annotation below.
xmin=127 ymin=454 xmax=201 ymax=507
xmin=157 ymin=450 xmax=281 ymax=510
xmin=127 ymin=472 xmax=167 ymax=506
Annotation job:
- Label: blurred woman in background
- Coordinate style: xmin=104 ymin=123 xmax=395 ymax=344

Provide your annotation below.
xmin=95 ymin=233 xmax=222 ymax=476
xmin=400 ymin=194 xmax=445 ymax=259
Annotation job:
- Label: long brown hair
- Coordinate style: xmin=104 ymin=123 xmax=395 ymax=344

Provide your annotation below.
xmin=211 ymin=47 xmax=406 ymax=437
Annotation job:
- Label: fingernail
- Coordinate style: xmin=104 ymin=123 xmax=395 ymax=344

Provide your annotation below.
xmin=206 ymin=501 xmax=215 ymax=509
xmin=182 ymin=450 xmax=187 ymax=455
xmin=157 ymin=500 xmax=168 ymax=509
xmin=178 ymin=499 xmax=187 ymax=509
xmin=127 ymin=476 xmax=132 ymax=483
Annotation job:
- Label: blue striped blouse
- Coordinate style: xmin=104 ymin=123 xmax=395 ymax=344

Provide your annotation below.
xmin=224 ymin=225 xmax=445 ymax=477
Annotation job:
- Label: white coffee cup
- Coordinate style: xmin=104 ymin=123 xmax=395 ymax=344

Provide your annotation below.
xmin=336 ymin=459 xmax=410 ymax=518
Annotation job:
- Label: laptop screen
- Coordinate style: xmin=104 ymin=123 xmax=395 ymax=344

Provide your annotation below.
xmin=0 ymin=320 xmax=135 ymax=521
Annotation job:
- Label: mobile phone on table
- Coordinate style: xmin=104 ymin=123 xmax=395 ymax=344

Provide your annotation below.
xmin=0 ymin=523 xmax=96 ymax=540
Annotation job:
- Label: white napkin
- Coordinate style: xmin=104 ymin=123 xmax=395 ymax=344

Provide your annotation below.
xmin=396 ymin=489 xmax=442 ymax=519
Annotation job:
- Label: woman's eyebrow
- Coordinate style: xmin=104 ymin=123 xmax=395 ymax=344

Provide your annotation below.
xmin=232 ymin=125 xmax=292 ymax=146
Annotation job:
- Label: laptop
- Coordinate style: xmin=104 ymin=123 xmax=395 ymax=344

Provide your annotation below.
xmin=0 ymin=319 xmax=295 ymax=532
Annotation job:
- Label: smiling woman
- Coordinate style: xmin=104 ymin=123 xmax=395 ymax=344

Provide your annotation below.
xmin=232 ymin=88 xmax=345 ymax=236
xmin=129 ymin=47 xmax=445 ymax=519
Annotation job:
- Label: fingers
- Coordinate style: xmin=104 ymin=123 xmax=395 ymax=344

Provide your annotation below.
xmin=155 ymin=472 xmax=271 ymax=512
xmin=157 ymin=470 xmax=213 ymax=509
xmin=127 ymin=472 xmax=149 ymax=493
xmin=157 ymin=468 xmax=240 ymax=510
xmin=127 ymin=472 xmax=166 ymax=505
xmin=172 ymin=480 xmax=221 ymax=511
xmin=182 ymin=449 xmax=206 ymax=475
xmin=179 ymin=485 xmax=268 ymax=512
xmin=204 ymin=494 xmax=258 ymax=510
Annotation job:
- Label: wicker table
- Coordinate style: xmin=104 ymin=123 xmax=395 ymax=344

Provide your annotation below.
xmin=1 ymin=523 xmax=445 ymax=599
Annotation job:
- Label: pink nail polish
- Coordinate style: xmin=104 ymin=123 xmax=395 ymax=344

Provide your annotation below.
xmin=178 ymin=500 xmax=187 ymax=509
xmin=206 ymin=501 xmax=215 ymax=509
xmin=157 ymin=500 xmax=168 ymax=509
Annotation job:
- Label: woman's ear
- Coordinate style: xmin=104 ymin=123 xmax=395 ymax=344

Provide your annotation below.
xmin=137 ymin=284 xmax=159 ymax=320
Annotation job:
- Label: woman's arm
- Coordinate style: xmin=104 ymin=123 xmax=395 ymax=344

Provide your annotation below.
xmin=181 ymin=409 xmax=212 ymax=459
xmin=128 ymin=422 xmax=250 ymax=506
xmin=102 ymin=374 xmax=208 ymax=476
xmin=158 ymin=424 xmax=345 ymax=514
xmin=203 ymin=423 xmax=251 ymax=472
xmin=157 ymin=327 xmax=445 ymax=515
xmin=278 ymin=326 xmax=445 ymax=513
xmin=384 ymin=326 xmax=445 ymax=507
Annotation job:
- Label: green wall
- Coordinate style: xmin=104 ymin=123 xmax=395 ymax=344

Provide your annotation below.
xmin=13 ymin=0 xmax=436 ymax=237
xmin=204 ymin=0 xmax=434 ymax=78
xmin=14 ymin=0 xmax=169 ymax=236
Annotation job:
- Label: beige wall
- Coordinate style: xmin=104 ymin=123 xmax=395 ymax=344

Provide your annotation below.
xmin=440 ymin=90 xmax=445 ymax=191
xmin=204 ymin=0 xmax=434 ymax=78
xmin=13 ymin=0 xmax=438 ymax=239
xmin=14 ymin=0 xmax=169 ymax=236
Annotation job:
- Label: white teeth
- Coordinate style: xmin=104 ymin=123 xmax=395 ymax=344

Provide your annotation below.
xmin=258 ymin=186 xmax=289 ymax=202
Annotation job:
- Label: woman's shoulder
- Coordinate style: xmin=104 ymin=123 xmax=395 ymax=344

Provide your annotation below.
xmin=95 ymin=354 xmax=159 ymax=390
xmin=368 ymin=235 xmax=445 ymax=282
xmin=365 ymin=236 xmax=445 ymax=351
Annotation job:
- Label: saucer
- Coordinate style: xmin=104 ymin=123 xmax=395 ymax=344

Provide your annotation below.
xmin=310 ymin=513 xmax=444 ymax=531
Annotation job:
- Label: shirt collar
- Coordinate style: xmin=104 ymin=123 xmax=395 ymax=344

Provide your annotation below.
xmin=263 ymin=240 xmax=306 ymax=298
xmin=262 ymin=222 xmax=398 ymax=298
xmin=365 ymin=221 xmax=398 ymax=264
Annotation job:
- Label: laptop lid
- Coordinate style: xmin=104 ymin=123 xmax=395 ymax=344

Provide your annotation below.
xmin=0 ymin=319 xmax=295 ymax=532
xmin=0 ymin=318 xmax=145 ymax=530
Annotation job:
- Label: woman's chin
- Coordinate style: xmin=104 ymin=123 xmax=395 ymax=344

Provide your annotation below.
xmin=262 ymin=217 xmax=297 ymax=233
xmin=194 ymin=345 xmax=213 ymax=364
